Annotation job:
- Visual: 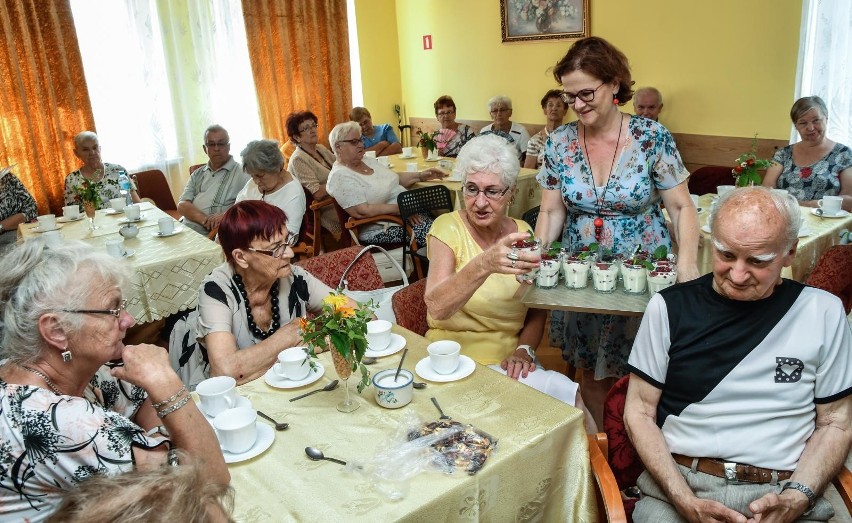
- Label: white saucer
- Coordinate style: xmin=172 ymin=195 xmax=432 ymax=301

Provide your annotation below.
xmin=119 ymin=216 xmax=144 ymax=223
xmin=31 ymin=224 xmax=64 ymax=233
xmin=222 ymin=422 xmax=274 ymax=464
xmin=424 ymin=158 xmax=440 ymax=163
xmin=701 ymin=224 xmax=711 ymax=234
xmin=264 ymin=361 xmax=324 ymax=389
xmin=798 ymin=228 xmax=811 ymax=238
xmin=57 ymin=215 xmax=84 ymax=223
xmin=104 ymin=208 xmax=125 ymax=215
xmin=398 ymin=154 xmax=416 ymax=159
xmin=415 ymin=354 xmax=476 ymax=383
xmin=122 ymin=248 xmax=136 ymax=258
xmin=201 ymin=395 xmax=252 ymax=419
xmin=365 ymin=333 xmax=406 ymax=358
xmin=152 ymin=225 xmax=184 ymax=238
xmin=811 ymin=208 xmax=850 ymax=218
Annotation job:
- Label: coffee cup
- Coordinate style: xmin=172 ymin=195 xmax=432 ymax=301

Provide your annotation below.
xmin=105 ymin=239 xmax=126 ymax=258
xmin=125 ymin=204 xmax=141 ymax=221
xmin=406 ymin=162 xmax=419 ymax=173
xmin=364 ymin=150 xmax=377 ymax=159
xmin=42 ymin=230 xmax=62 ymax=248
xmin=110 ymin=197 xmax=126 ymax=212
xmin=716 ymin=185 xmax=735 ymax=198
xmin=158 ymin=217 xmax=174 ymax=235
xmin=366 ymin=320 xmax=393 ymax=352
xmin=818 ymin=196 xmax=843 ymax=216
xmin=196 ymin=376 xmax=238 ymax=417
xmin=213 ymin=407 xmax=257 ymax=454
xmin=402 ymin=146 xmax=413 ymax=157
xmin=272 ymin=347 xmax=311 ymax=381
xmin=427 ymin=340 xmax=461 ymax=375
xmin=377 ymin=156 xmax=390 ymax=167
xmin=37 ymin=214 xmax=56 ymax=231
xmin=62 ymin=205 xmax=80 ymax=220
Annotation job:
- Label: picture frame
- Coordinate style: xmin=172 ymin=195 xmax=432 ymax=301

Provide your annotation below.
xmin=500 ymin=0 xmax=590 ymax=43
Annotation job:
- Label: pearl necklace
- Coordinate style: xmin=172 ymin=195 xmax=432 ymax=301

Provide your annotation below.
xmin=581 ymin=113 xmax=624 ymax=242
xmin=19 ymin=364 xmax=64 ymax=395
xmin=232 ymin=274 xmax=281 ymax=340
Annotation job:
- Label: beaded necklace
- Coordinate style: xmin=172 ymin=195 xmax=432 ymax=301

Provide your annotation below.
xmin=581 ymin=113 xmax=624 ymax=242
xmin=232 ymin=274 xmax=281 ymax=340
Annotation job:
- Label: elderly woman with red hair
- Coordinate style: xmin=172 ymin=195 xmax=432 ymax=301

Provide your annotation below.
xmin=171 ymin=200 xmax=355 ymax=387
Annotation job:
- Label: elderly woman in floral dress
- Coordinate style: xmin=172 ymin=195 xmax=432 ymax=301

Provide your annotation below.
xmin=63 ymin=131 xmax=139 ymax=207
xmin=433 ymin=95 xmax=476 ymax=158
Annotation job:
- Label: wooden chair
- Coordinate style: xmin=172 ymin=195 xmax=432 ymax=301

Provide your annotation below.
xmin=588 ymin=433 xmax=628 ymax=523
xmin=806 ymin=244 xmax=852 ymax=313
xmin=133 ymin=169 xmax=181 ymax=220
xmin=295 ymin=245 xmax=383 ymax=291
xmin=299 ymin=186 xmax=351 ymax=257
xmin=391 ymin=278 xmax=428 ymax=336
xmin=189 ymin=163 xmax=205 ymax=175
xmin=343 ymin=213 xmax=421 ymax=279
xmin=687 ymin=166 xmax=735 ymax=195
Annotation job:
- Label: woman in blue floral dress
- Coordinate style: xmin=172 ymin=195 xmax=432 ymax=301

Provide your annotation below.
xmin=535 ymin=37 xmax=700 ymax=426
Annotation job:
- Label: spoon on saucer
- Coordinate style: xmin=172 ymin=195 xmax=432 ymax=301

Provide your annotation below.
xmin=305 ymin=447 xmax=347 ymax=465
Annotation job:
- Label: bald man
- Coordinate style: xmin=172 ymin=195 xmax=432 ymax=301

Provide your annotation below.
xmin=634 ymin=87 xmax=664 ymax=121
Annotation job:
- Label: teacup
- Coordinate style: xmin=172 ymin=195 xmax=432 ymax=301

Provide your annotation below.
xmin=273 ymin=347 xmax=310 ymax=381
xmin=716 ymin=185 xmax=735 ymax=198
xmin=818 ymin=196 xmax=843 ymax=216
xmin=402 ymin=146 xmax=413 ymax=157
xmin=158 ymin=217 xmax=174 ymax=235
xmin=37 ymin=214 xmax=57 ymax=231
xmin=373 ymin=369 xmax=413 ymax=409
xmin=366 ymin=320 xmax=393 ymax=352
xmin=364 ymin=151 xmax=377 ymax=159
xmin=438 ymin=159 xmax=453 ymax=170
xmin=427 ymin=340 xmax=461 ymax=375
xmin=377 ymin=156 xmax=390 ymax=167
xmin=119 ymin=223 xmax=139 ymax=239
xmin=406 ymin=162 xmax=419 ymax=173
xmin=213 ymin=407 xmax=257 ymax=454
xmin=427 ymin=149 xmax=439 ymax=161
xmin=125 ymin=204 xmax=141 ymax=221
xmin=105 ymin=239 xmax=126 ymax=258
xmin=196 ymin=376 xmax=238 ymax=417
xmin=42 ymin=230 xmax=63 ymax=248
xmin=110 ymin=197 xmax=126 ymax=212
xmin=62 ymin=205 xmax=80 ymax=220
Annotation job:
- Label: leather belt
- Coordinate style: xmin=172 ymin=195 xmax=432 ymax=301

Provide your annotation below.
xmin=672 ymin=454 xmax=793 ymax=484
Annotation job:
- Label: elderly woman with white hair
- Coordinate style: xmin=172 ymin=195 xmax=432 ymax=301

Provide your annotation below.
xmin=424 ymin=135 xmax=596 ymax=433
xmin=235 ymin=139 xmax=306 ymax=240
xmin=326 ymin=121 xmax=444 ymax=247
xmin=0 ymin=239 xmax=228 ymax=521
xmin=479 ymin=95 xmax=531 ymax=159
xmin=64 ymin=131 xmax=139 ymax=207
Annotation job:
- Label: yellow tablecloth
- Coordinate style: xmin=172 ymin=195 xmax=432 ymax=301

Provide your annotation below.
xmin=18 ymin=203 xmax=224 ymax=323
xmin=226 ymin=326 xmax=597 ymax=522
xmin=392 ymin=155 xmax=541 ymax=219
xmin=694 ymin=194 xmax=851 ymax=282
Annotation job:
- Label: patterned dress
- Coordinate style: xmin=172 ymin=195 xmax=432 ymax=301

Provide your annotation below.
xmin=0 ymin=367 xmax=166 ymax=521
xmin=537 ymin=115 xmax=689 ymax=378
xmin=63 ymin=163 xmax=130 ymax=208
xmin=437 ymin=124 xmax=476 ymax=158
xmin=771 ymin=143 xmax=852 ymax=201
xmin=0 ymin=171 xmax=38 ymax=245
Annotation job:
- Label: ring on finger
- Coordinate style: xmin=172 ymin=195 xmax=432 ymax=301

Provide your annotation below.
xmin=506 ymin=251 xmax=519 ymax=261
xmin=511 ymin=259 xmax=517 ymax=268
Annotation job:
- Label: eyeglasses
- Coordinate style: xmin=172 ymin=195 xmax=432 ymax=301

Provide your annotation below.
xmin=436 ymin=110 xmax=455 ymax=117
xmin=336 ymin=138 xmax=362 ymax=146
xmin=62 ymin=299 xmax=128 ymax=319
xmin=490 ymin=107 xmax=510 ymax=114
xmin=560 ymin=83 xmax=605 ymax=105
xmin=298 ymin=122 xmax=318 ymax=133
xmin=247 ymin=235 xmax=298 ymax=258
xmin=462 ymin=184 xmax=512 ymax=200
xmin=795 ymin=117 xmax=825 ymax=129
xmin=205 ymin=142 xmax=230 ymax=149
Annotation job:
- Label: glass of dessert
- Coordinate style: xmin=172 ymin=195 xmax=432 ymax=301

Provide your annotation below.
xmin=647 ymin=259 xmax=678 ymax=296
xmin=511 ymin=235 xmax=541 ymax=283
xmin=536 ymin=251 xmax=561 ymax=288
xmin=591 ymin=251 xmax=619 ymax=294
xmin=562 ymin=247 xmax=594 ymax=289
xmin=621 ymin=251 xmax=650 ymax=295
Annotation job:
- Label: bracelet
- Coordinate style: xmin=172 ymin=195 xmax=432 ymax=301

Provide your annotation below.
xmin=517 ymin=344 xmax=535 ymax=360
xmin=167 ymin=447 xmax=180 ymax=467
xmin=151 ymin=386 xmax=187 ymax=408
xmin=156 ymin=395 xmax=191 ymax=419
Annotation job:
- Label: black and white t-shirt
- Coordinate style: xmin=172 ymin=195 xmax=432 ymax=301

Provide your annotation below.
xmin=628 ymin=274 xmax=852 ymax=471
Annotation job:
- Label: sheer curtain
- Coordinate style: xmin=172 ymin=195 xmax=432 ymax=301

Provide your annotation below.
xmin=794 ymin=0 xmax=852 ymax=145
xmin=70 ymin=0 xmax=261 ymax=197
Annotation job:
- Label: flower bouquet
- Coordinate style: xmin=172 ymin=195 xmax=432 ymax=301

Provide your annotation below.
xmin=72 ymin=175 xmax=104 ymax=230
xmin=732 ymin=135 xmax=772 ymax=187
xmin=416 ymin=128 xmax=440 ymax=160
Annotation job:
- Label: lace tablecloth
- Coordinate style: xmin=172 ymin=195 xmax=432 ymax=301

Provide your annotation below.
xmin=225 ymin=326 xmax=597 ymax=522
xmin=18 ymin=203 xmax=223 ymax=323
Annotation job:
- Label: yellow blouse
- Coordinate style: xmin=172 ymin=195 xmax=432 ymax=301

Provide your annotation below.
xmin=425 ymin=212 xmax=531 ymax=365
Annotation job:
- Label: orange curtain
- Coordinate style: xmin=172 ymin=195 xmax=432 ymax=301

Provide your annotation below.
xmin=0 ymin=0 xmax=95 ymax=214
xmin=241 ymin=0 xmax=351 ymax=147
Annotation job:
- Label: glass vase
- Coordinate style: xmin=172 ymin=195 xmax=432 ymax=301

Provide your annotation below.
xmin=331 ymin=349 xmax=359 ymax=413
xmin=83 ymin=201 xmax=99 ymax=230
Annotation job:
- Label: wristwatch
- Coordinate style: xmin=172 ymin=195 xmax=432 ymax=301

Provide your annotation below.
xmin=0 ymin=223 xmax=5 ymax=234
xmin=781 ymin=481 xmax=816 ymax=511
xmin=517 ymin=344 xmax=536 ymax=360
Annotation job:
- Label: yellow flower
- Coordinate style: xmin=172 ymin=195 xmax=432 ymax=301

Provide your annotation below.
xmin=338 ymin=307 xmax=356 ymax=318
xmin=323 ymin=294 xmax=348 ymax=311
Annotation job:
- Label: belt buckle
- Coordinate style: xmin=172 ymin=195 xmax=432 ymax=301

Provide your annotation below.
xmin=724 ymin=462 xmax=748 ymax=485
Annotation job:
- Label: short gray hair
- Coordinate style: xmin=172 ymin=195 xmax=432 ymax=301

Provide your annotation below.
xmin=487 ymin=95 xmax=512 ymax=112
xmin=709 ymin=186 xmax=800 ymax=250
xmin=73 ymin=131 xmax=99 ymax=149
xmin=328 ymin=121 xmax=361 ymax=158
xmin=0 ymin=239 xmax=128 ymax=364
xmin=634 ymin=86 xmax=663 ymax=105
xmin=453 ymin=134 xmax=520 ymax=188
xmin=240 ymin=139 xmax=284 ymax=174
xmin=790 ymin=96 xmax=828 ymax=123
xmin=204 ymin=124 xmax=229 ymax=142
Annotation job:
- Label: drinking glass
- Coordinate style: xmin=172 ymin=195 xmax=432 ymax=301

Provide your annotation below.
xmin=83 ymin=201 xmax=99 ymax=230
xmin=331 ymin=349 xmax=359 ymax=413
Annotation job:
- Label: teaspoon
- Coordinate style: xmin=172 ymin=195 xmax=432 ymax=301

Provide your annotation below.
xmin=257 ymin=411 xmax=289 ymax=431
xmin=305 ymin=446 xmax=347 ymax=465
xmin=413 ymin=381 xmax=427 ymax=389
xmin=289 ymin=379 xmax=339 ymax=402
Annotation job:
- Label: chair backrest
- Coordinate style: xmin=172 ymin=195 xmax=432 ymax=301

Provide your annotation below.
xmin=397 ymin=185 xmax=453 ymax=224
xmin=806 ymin=244 xmax=852 ymax=314
xmin=133 ymin=169 xmax=178 ymax=211
xmin=391 ymin=279 xmax=428 ymax=336
xmin=588 ymin=433 xmax=628 ymax=523
xmin=602 ymin=375 xmax=644 ymax=491
xmin=522 ymin=205 xmax=540 ymax=230
xmin=687 ymin=166 xmax=734 ymax=196
xmin=189 ymin=163 xmax=205 ymax=176
xmin=295 ymin=245 xmax=383 ymax=291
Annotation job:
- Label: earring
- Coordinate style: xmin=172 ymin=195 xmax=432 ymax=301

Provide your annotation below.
xmin=613 ymin=97 xmax=620 ymax=105
xmin=61 ymin=347 xmax=73 ymax=363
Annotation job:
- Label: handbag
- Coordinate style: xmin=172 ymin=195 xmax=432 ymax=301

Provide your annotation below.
xmin=339 ymin=244 xmax=408 ymax=323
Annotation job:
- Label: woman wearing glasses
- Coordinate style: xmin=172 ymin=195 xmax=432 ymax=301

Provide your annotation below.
xmin=535 ymin=37 xmax=699 ymax=428
xmin=0 ymin=239 xmax=228 ymax=521
xmin=762 ymin=96 xmax=852 ymax=211
xmin=424 ymin=135 xmax=596 ymax=433
xmin=479 ymin=95 xmax=531 ymax=160
xmin=172 ymin=200 xmax=348 ymax=387
xmin=433 ymin=95 xmax=476 ymax=158
xmin=326 ymin=121 xmax=444 ymax=248
xmin=235 ymin=139 xmax=306 ymax=240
